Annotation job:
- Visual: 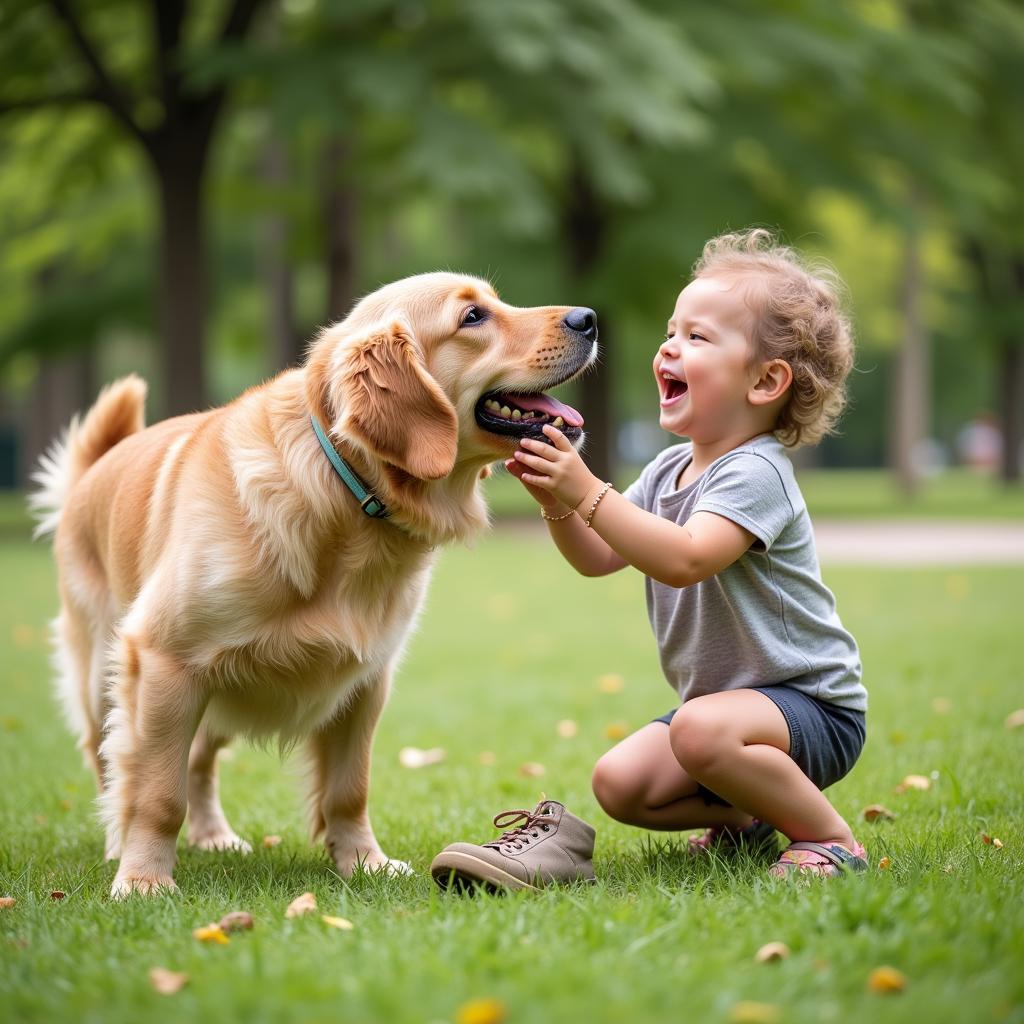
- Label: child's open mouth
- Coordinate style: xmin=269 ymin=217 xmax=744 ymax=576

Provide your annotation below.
xmin=660 ymin=374 xmax=689 ymax=406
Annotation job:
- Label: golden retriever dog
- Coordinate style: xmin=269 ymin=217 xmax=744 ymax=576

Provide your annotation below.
xmin=31 ymin=273 xmax=597 ymax=896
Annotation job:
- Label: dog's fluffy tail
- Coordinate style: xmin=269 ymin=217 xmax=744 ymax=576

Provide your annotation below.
xmin=29 ymin=374 xmax=147 ymax=539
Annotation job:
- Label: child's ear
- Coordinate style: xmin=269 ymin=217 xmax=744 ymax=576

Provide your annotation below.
xmin=749 ymin=358 xmax=793 ymax=406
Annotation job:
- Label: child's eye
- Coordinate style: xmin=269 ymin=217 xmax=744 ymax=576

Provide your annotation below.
xmin=689 ymin=331 xmax=707 ymax=342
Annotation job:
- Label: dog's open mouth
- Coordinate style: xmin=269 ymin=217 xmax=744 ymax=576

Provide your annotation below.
xmin=474 ymin=390 xmax=585 ymax=443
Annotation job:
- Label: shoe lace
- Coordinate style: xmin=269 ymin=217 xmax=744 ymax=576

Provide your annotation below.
xmin=483 ymin=802 xmax=558 ymax=852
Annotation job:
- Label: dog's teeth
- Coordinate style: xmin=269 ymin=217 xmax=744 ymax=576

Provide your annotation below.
xmin=511 ymin=409 xmax=522 ymax=420
xmin=522 ymin=411 xmax=533 ymax=419
xmin=486 ymin=400 xmax=499 ymax=412
xmin=500 ymin=405 xmax=512 ymax=418
xmin=553 ymin=416 xmax=564 ymax=428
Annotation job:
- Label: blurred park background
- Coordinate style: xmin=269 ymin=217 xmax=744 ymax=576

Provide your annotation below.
xmin=1 ymin=0 xmax=1023 ymax=511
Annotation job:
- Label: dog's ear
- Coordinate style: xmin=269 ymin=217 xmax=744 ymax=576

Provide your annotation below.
xmin=337 ymin=321 xmax=459 ymax=481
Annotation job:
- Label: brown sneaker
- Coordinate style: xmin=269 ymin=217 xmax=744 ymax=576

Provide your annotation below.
xmin=430 ymin=799 xmax=596 ymax=892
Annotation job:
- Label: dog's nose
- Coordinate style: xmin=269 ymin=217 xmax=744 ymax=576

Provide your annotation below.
xmin=563 ymin=307 xmax=598 ymax=343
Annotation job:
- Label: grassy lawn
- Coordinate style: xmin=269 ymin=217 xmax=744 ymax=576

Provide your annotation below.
xmin=1 ymin=531 xmax=1022 ymax=1024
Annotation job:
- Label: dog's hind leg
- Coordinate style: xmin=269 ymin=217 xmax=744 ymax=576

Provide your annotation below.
xmin=186 ymin=722 xmax=251 ymax=853
xmin=307 ymin=669 xmax=411 ymax=877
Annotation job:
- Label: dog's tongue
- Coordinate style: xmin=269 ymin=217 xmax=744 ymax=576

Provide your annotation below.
xmin=505 ymin=392 xmax=584 ymax=427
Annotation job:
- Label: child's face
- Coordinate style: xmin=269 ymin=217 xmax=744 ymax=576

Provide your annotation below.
xmin=653 ymin=274 xmax=762 ymax=443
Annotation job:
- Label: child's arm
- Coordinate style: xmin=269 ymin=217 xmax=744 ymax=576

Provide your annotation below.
xmin=512 ymin=427 xmax=755 ymax=587
xmin=505 ymin=458 xmax=628 ymax=576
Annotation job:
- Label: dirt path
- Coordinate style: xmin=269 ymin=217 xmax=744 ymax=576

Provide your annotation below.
xmin=813 ymin=520 xmax=1024 ymax=565
xmin=498 ymin=517 xmax=1024 ymax=565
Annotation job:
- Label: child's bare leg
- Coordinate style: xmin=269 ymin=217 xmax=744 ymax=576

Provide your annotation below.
xmin=668 ymin=690 xmax=855 ymax=848
xmin=592 ymin=723 xmax=754 ymax=832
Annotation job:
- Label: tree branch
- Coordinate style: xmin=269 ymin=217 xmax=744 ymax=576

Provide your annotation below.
xmin=0 ymin=90 xmax=99 ymax=116
xmin=46 ymin=0 xmax=151 ymax=149
xmin=152 ymin=0 xmax=185 ymax=116
xmin=193 ymin=0 xmax=268 ymax=144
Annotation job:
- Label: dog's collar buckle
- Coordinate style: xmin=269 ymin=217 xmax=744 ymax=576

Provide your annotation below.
xmin=310 ymin=414 xmax=390 ymax=519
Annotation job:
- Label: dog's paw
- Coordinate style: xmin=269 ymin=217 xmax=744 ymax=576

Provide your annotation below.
xmin=335 ymin=851 xmax=414 ymax=878
xmin=188 ymin=829 xmax=253 ymax=854
xmin=110 ymin=874 xmax=178 ymax=899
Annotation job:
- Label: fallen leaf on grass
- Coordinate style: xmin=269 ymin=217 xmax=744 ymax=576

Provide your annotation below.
xmin=556 ymin=719 xmax=578 ymax=738
xmin=867 ymin=966 xmax=906 ymax=993
xmin=218 ymin=911 xmax=254 ymax=932
xmin=12 ymin=625 xmax=35 ymax=648
xmin=49 ymin=891 xmax=66 ymax=901
xmin=729 ymin=1001 xmax=781 ymax=1023
xmin=149 ymin=967 xmax=189 ymax=995
xmin=518 ymin=762 xmax=546 ymax=778
xmin=604 ymin=722 xmax=628 ymax=740
xmin=981 ymin=834 xmax=1004 ymax=849
xmin=754 ymin=941 xmax=790 ymax=963
xmin=477 ymin=751 xmax=497 ymax=766
xmin=456 ymin=998 xmax=507 ymax=1024
xmin=322 ymin=915 xmax=354 ymax=930
xmin=597 ymin=674 xmax=624 ymax=694
xmin=894 ymin=774 xmax=930 ymax=793
xmin=878 ymin=856 xmax=892 ymax=870
xmin=1005 ymin=709 xmax=1024 ymax=730
xmin=398 ymin=746 xmax=446 ymax=769
xmin=861 ymin=804 xmax=897 ymax=822
xmin=262 ymin=835 xmax=282 ymax=848
xmin=192 ymin=924 xmax=229 ymax=945
xmin=285 ymin=892 xmax=317 ymax=918
xmin=0 ymin=897 xmax=15 ymax=909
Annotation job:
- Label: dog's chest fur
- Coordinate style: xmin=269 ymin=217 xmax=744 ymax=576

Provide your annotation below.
xmin=176 ymin=526 xmax=437 ymax=741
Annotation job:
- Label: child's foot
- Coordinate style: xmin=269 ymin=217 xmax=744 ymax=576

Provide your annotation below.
xmin=430 ymin=799 xmax=596 ymax=892
xmin=688 ymin=818 xmax=778 ymax=857
xmin=769 ymin=839 xmax=867 ymax=878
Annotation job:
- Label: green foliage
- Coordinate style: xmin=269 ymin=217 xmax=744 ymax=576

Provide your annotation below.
xmin=1 ymin=0 xmax=1023 ymax=465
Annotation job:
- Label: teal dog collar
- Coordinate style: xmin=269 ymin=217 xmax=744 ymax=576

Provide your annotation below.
xmin=310 ymin=414 xmax=389 ymax=519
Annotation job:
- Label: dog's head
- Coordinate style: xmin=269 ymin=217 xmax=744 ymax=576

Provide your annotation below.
xmin=304 ymin=273 xmax=598 ymax=482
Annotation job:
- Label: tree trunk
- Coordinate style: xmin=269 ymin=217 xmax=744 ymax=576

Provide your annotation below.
xmin=264 ymin=135 xmax=300 ymax=369
xmin=890 ymin=200 xmax=929 ymax=497
xmin=563 ymin=162 xmax=614 ymax=484
xmin=997 ymin=339 xmax=1023 ymax=483
xmin=321 ymin=137 xmax=359 ymax=324
xmin=22 ymin=349 xmax=96 ymax=484
xmin=155 ymin=141 xmax=208 ymax=418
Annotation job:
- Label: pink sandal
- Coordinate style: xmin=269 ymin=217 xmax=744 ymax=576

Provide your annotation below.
xmin=769 ymin=840 xmax=867 ymax=878
xmin=688 ymin=818 xmax=777 ymax=856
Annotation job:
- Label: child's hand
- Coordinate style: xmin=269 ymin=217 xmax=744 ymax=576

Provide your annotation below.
xmin=510 ymin=425 xmax=603 ymax=511
xmin=504 ymin=456 xmax=565 ymax=510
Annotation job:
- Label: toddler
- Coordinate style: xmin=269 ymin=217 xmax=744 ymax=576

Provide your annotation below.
xmin=431 ymin=229 xmax=867 ymax=890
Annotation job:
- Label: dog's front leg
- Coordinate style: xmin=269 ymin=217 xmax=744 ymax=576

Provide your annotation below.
xmin=101 ymin=637 xmax=208 ymax=898
xmin=307 ymin=670 xmax=410 ymax=877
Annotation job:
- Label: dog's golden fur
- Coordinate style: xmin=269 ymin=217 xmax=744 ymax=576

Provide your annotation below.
xmin=32 ymin=272 xmax=595 ymax=896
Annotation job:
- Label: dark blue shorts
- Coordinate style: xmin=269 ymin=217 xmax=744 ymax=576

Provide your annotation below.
xmin=653 ymin=685 xmax=866 ymax=806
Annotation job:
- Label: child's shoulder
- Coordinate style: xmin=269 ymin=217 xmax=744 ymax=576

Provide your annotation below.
xmin=707 ymin=435 xmax=805 ymax=511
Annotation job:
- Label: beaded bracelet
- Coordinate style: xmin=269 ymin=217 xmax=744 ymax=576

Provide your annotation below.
xmin=582 ymin=482 xmax=614 ymax=528
xmin=540 ymin=504 xmax=575 ymax=522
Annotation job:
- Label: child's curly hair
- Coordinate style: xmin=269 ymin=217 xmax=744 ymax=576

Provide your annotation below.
xmin=693 ymin=228 xmax=855 ymax=448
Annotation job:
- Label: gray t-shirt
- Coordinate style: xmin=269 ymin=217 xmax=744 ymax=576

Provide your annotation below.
xmin=623 ymin=434 xmax=866 ymax=712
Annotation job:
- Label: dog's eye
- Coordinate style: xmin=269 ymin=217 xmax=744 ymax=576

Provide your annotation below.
xmin=461 ymin=306 xmax=487 ymax=327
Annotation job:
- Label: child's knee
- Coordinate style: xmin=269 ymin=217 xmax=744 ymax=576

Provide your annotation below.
xmin=669 ymin=704 xmax=732 ymax=777
xmin=591 ymin=754 xmax=642 ymax=824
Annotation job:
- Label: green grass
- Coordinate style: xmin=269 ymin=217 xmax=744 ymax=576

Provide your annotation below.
xmin=1 ymin=533 xmax=1022 ymax=1024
